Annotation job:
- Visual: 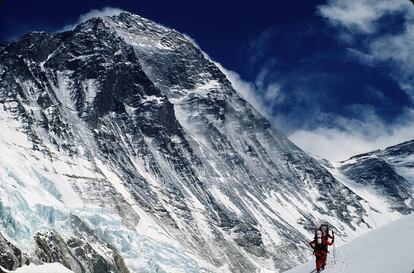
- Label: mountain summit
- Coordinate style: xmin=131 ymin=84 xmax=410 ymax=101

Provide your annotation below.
xmin=0 ymin=11 xmax=412 ymax=273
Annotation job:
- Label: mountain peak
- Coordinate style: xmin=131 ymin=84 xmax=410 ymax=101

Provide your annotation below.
xmin=0 ymin=10 xmax=412 ymax=273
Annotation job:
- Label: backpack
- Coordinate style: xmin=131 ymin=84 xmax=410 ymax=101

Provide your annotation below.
xmin=315 ymin=229 xmax=323 ymax=245
xmin=314 ymin=229 xmax=327 ymax=251
xmin=320 ymin=224 xmax=329 ymax=237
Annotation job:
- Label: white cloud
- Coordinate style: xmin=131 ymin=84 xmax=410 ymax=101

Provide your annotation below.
xmin=287 ymin=0 xmax=414 ymax=161
xmin=343 ymin=24 xmax=414 ymax=101
xmin=367 ymin=24 xmax=414 ymax=98
xmin=60 ymin=7 xmax=124 ymax=31
xmin=319 ymin=0 xmax=414 ymax=100
xmin=289 ymin=109 xmax=414 ymax=161
xmin=318 ymin=0 xmax=410 ymax=33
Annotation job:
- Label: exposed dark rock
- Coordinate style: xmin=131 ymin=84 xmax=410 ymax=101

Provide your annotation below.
xmin=0 ymin=233 xmax=24 ymax=271
xmin=34 ymin=224 xmax=129 ymax=273
xmin=340 ymin=140 xmax=414 ymax=214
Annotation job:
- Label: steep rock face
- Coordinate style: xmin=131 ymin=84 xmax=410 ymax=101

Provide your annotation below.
xmin=0 ymin=220 xmax=128 ymax=273
xmin=338 ymin=140 xmax=414 ymax=214
xmin=35 ymin=216 xmax=129 ymax=273
xmin=0 ymin=233 xmax=27 ymax=271
xmin=0 ymin=11 xmax=412 ymax=273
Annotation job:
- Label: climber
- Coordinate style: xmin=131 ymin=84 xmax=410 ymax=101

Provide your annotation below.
xmin=309 ymin=225 xmax=334 ymax=272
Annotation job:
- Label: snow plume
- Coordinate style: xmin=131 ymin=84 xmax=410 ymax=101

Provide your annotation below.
xmin=61 ymin=7 xmax=124 ymax=31
xmin=185 ymin=34 xmax=285 ymax=125
xmin=217 ymin=63 xmax=284 ymax=126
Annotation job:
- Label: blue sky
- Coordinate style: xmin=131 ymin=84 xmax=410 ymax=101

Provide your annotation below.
xmin=1 ymin=0 xmax=413 ymax=161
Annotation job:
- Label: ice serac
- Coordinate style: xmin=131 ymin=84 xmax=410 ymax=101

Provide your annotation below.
xmin=0 ymin=11 xmax=412 ymax=273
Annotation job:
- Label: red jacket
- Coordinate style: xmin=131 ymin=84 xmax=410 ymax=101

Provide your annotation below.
xmin=309 ymin=234 xmax=334 ymax=251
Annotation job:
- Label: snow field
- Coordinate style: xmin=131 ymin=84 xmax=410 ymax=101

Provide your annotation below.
xmin=286 ymin=213 xmax=414 ymax=273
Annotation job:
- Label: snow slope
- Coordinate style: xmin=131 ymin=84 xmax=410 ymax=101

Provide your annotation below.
xmin=286 ymin=213 xmax=414 ymax=273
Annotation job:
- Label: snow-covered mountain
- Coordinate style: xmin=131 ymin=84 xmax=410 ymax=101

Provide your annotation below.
xmin=325 ymin=140 xmax=414 ymax=222
xmin=285 ymin=212 xmax=414 ymax=273
xmin=0 ymin=11 xmax=412 ymax=273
